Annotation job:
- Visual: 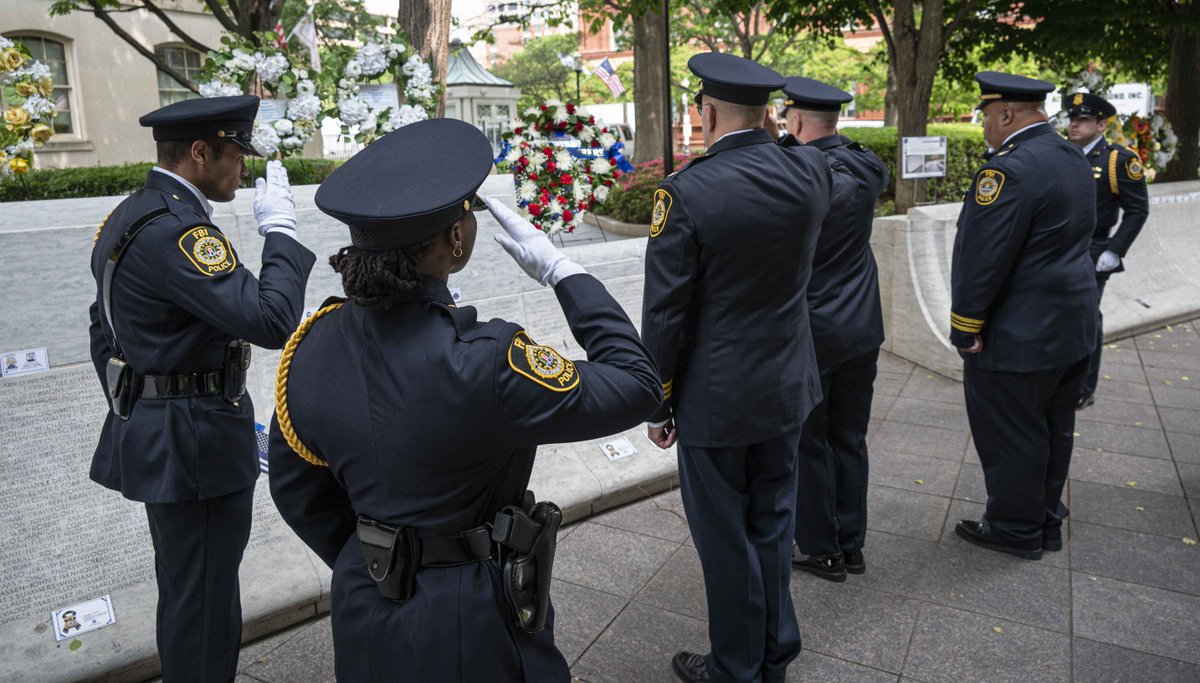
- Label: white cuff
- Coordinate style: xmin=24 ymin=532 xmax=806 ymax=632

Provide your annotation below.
xmin=647 ymin=418 xmax=670 ymax=429
xmin=546 ymin=260 xmax=587 ymax=287
xmin=264 ymin=226 xmax=299 ymax=241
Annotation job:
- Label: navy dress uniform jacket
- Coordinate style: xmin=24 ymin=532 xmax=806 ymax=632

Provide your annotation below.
xmin=792 ymin=134 xmax=888 ymax=368
xmin=88 ymin=170 xmax=316 ymax=503
xmin=641 ymin=128 xmax=835 ymax=447
xmin=268 ymin=274 xmax=660 ymax=682
xmin=1086 ymin=138 xmax=1149 ymax=270
xmin=950 ymin=124 xmax=1098 ymax=372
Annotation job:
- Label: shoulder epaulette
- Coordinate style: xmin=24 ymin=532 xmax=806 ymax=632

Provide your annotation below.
xmin=274 ymin=302 xmax=343 ymax=467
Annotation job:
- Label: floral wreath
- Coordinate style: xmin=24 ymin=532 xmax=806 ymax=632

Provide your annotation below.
xmin=496 ymin=100 xmax=633 ymax=236
xmin=328 ymin=28 xmax=438 ymax=146
xmin=198 ymin=34 xmax=321 ymax=158
xmin=0 ymin=36 xmax=58 ymax=178
xmin=1056 ymin=68 xmax=1177 ymax=176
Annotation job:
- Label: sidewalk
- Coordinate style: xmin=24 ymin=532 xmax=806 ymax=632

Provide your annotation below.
xmin=228 ymin=324 xmax=1199 ymax=683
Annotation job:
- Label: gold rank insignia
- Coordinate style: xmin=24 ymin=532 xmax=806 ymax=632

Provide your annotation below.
xmin=1126 ymin=157 xmax=1145 ymax=181
xmin=178 ymin=226 xmax=236 ymax=276
xmin=508 ymin=331 xmax=579 ymax=392
xmin=974 ymin=169 xmax=1005 ymax=206
xmin=649 ymin=188 xmax=672 ymax=238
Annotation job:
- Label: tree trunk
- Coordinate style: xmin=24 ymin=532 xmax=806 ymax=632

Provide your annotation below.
xmin=396 ymin=0 xmax=453 ymax=116
xmin=884 ymin=64 xmax=897 ymax=126
xmin=888 ymin=0 xmax=944 ymax=214
xmin=632 ymin=5 xmax=667 ymax=164
xmin=238 ymin=0 xmax=282 ymax=43
xmin=1159 ymin=22 xmax=1200 ymax=182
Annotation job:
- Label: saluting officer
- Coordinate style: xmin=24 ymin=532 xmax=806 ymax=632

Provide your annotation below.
xmin=87 ymin=96 xmax=315 ymax=679
xmin=950 ymin=72 xmax=1098 ymax=561
xmin=776 ymin=77 xmax=889 ymax=582
xmin=640 ymin=53 xmax=837 ymax=683
xmin=267 ymin=119 xmax=660 ymax=682
xmin=1063 ymin=91 xmax=1150 ymax=410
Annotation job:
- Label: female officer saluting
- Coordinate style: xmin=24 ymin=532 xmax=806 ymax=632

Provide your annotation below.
xmin=267 ymin=118 xmax=661 ymax=681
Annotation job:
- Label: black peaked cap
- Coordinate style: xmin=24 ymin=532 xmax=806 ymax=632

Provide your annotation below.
xmin=781 ymin=76 xmax=852 ymax=112
xmin=140 ymin=95 xmax=262 ymax=157
xmin=689 ymin=52 xmax=785 ymax=106
xmin=1063 ymin=91 xmax=1117 ymax=119
xmin=315 ymin=118 xmax=495 ymax=251
xmin=974 ymin=71 xmax=1055 ymax=110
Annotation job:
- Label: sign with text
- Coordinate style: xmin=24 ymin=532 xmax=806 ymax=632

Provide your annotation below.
xmin=52 ymin=595 xmax=116 ymax=641
xmin=255 ymin=98 xmax=289 ymax=124
xmin=901 ymin=136 xmax=948 ymax=179
xmin=358 ymin=84 xmax=401 ymax=113
xmin=1 ymin=347 xmax=48 ymax=379
xmin=1108 ymin=83 xmax=1153 ymax=117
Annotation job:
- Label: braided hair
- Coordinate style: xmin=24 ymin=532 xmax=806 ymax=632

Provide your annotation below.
xmin=328 ymin=235 xmax=438 ymax=308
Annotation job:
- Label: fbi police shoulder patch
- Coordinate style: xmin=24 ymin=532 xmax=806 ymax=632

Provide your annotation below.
xmin=974 ymin=169 xmax=1006 ymax=206
xmin=178 ymin=226 xmax=236 ymax=276
xmin=1125 ymin=157 xmax=1145 ymax=181
xmin=508 ymin=330 xmax=579 ymax=392
xmin=649 ymin=188 xmax=672 ymax=238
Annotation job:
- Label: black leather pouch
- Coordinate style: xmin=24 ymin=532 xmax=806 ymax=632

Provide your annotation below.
xmin=357 ymin=517 xmax=421 ymax=602
xmin=105 ymin=357 xmax=138 ymax=420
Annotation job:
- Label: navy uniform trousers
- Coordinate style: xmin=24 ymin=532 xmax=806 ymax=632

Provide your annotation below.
xmin=145 ymin=485 xmax=254 ymax=681
xmin=1081 ymin=271 xmax=1112 ymax=398
xmin=793 ymin=348 xmax=878 ymax=555
xmin=963 ymin=356 xmax=1089 ymax=544
xmin=678 ymin=431 xmax=803 ymax=683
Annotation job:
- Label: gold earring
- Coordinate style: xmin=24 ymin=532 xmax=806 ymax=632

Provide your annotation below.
xmin=452 ymin=245 xmax=463 ymax=258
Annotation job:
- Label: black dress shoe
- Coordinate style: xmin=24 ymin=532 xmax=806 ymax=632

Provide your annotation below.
xmin=955 ymin=520 xmax=1043 ymax=560
xmin=1043 ymin=526 xmax=1063 ymax=552
xmin=843 ymin=549 xmax=866 ymax=574
xmin=671 ymin=651 xmax=710 ymax=682
xmin=1076 ymin=394 xmax=1095 ymax=410
xmin=791 ymin=544 xmax=848 ymax=582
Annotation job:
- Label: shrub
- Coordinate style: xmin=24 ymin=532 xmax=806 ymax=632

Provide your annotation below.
xmin=0 ymin=157 xmax=340 ymax=202
xmin=841 ymin=123 xmax=988 ymax=209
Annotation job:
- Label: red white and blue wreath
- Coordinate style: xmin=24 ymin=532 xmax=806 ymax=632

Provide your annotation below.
xmin=496 ymin=100 xmax=634 ymax=236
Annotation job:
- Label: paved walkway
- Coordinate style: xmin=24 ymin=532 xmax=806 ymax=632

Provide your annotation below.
xmin=225 ymin=324 xmax=1200 ymax=683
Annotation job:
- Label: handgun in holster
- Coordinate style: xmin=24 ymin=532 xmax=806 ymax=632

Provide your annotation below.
xmin=223 ymin=340 xmax=251 ymax=403
xmin=105 ymin=357 xmax=139 ymax=420
xmin=357 ymin=517 xmax=421 ymax=602
xmin=491 ymin=496 xmax=562 ymax=633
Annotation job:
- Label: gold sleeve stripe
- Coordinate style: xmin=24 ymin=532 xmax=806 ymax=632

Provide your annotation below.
xmin=951 ymin=313 xmax=985 ymax=333
xmin=1108 ymin=149 xmax=1119 ymax=196
xmin=662 ymin=379 xmax=673 ymax=400
xmin=274 ymin=303 xmax=343 ymax=467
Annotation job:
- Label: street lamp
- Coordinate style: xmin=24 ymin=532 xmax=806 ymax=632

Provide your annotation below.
xmin=561 ymin=52 xmax=584 ymax=101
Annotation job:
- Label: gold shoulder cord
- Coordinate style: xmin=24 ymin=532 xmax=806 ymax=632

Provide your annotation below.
xmin=92 ymin=210 xmax=115 ymax=246
xmin=274 ymin=303 xmax=343 ymax=467
xmin=1108 ymin=149 xmax=1120 ymax=195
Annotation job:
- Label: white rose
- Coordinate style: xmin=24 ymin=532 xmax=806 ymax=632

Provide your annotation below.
xmin=273 ymin=118 xmax=294 ymax=134
xmin=345 ymin=61 xmax=362 ymax=78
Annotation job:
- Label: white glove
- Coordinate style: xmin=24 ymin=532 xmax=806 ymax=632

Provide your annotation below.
xmin=486 ymin=196 xmax=586 ymax=286
xmin=254 ymin=160 xmax=297 ymax=236
xmin=1096 ymin=250 xmax=1121 ymax=273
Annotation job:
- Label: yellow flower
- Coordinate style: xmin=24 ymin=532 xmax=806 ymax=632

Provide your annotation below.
xmin=38 ymin=77 xmax=54 ymax=97
xmin=31 ymin=123 xmax=53 ymax=145
xmin=15 ymin=82 xmax=37 ymax=97
xmin=10 ymin=156 xmax=30 ymax=175
xmin=0 ymin=48 xmax=23 ymax=71
xmin=4 ymin=106 xmax=31 ymax=127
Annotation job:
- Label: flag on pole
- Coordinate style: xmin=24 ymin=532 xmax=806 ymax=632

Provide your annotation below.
xmin=274 ymin=19 xmax=287 ymax=49
xmin=593 ymin=58 xmax=625 ymax=98
xmin=288 ymin=4 xmax=320 ymax=71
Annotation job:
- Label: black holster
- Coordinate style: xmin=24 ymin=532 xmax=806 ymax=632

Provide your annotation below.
xmin=223 ymin=340 xmax=251 ymax=403
xmin=357 ymin=517 xmax=421 ymax=603
xmin=105 ymin=357 xmax=139 ymax=420
xmin=492 ymin=499 xmax=562 ymax=633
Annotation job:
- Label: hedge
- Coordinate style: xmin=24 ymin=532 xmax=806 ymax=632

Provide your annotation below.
xmin=592 ymin=123 xmax=989 ymax=224
xmin=0 ymin=157 xmax=340 ymax=202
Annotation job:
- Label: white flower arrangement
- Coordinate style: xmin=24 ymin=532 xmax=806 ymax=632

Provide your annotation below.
xmin=554 ymin=149 xmax=575 ymax=169
xmin=331 ymin=31 xmax=437 ymax=146
xmin=1 ymin=37 xmax=58 ymax=177
xmin=590 ymin=157 xmax=612 ymax=175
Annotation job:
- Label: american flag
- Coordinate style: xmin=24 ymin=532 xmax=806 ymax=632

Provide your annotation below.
xmin=255 ymin=422 xmax=270 ymax=474
xmin=274 ymin=19 xmax=287 ymax=49
xmin=593 ymin=58 xmax=625 ymax=98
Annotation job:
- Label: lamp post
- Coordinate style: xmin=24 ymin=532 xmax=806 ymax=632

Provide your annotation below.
xmin=661 ymin=0 xmax=673 ymax=175
xmin=568 ymin=52 xmax=584 ymax=101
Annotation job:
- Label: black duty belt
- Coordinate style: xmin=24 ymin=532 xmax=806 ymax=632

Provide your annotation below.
xmin=141 ymin=370 xmax=223 ymax=399
xmin=358 ymin=519 xmax=495 ymax=568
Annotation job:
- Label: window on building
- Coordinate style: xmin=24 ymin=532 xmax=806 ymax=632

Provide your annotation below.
xmin=155 ymin=46 xmax=204 ymax=107
xmin=4 ymin=34 xmax=76 ymax=136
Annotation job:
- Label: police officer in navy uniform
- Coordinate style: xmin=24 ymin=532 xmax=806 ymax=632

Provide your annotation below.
xmin=774 ymin=77 xmax=889 ymax=582
xmin=1063 ymin=91 xmax=1150 ymax=410
xmin=267 ymin=119 xmax=660 ymax=682
xmin=640 ymin=53 xmax=838 ymax=683
xmin=950 ymin=72 xmax=1098 ymax=560
xmin=87 ymin=96 xmax=315 ymax=679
